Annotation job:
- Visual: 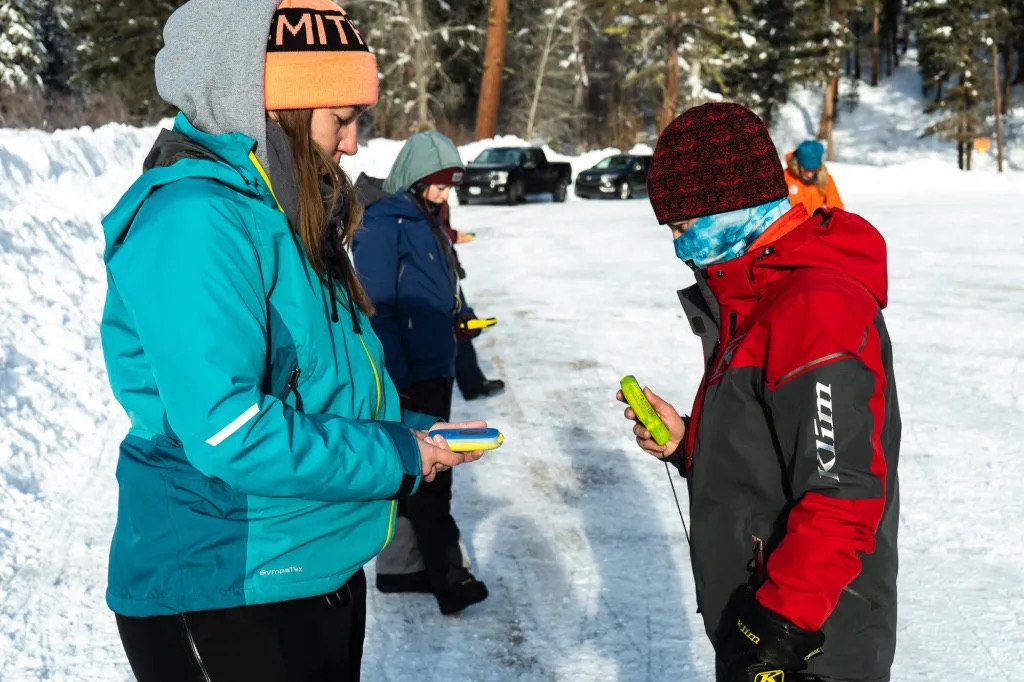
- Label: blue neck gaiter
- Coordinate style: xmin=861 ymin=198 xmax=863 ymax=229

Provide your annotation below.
xmin=673 ymin=198 xmax=791 ymax=268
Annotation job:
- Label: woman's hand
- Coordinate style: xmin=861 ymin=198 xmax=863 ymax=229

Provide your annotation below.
xmin=615 ymin=386 xmax=686 ymax=460
xmin=415 ymin=420 xmax=488 ymax=481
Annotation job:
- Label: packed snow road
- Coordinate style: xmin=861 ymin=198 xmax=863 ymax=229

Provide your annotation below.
xmin=1 ymin=146 xmax=1022 ymax=680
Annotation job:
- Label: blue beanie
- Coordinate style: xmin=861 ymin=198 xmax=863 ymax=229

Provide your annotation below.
xmin=794 ymin=140 xmax=825 ymax=171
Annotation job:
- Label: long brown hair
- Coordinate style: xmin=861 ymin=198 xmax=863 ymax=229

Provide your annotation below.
xmin=274 ymin=109 xmax=374 ymax=317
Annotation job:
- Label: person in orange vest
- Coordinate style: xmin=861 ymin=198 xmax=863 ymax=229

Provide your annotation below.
xmin=784 ymin=140 xmax=844 ymax=214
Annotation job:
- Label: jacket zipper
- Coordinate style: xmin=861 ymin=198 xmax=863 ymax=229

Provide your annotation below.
xmin=751 ymin=535 xmax=766 ymax=585
xmin=180 ymin=614 xmax=212 ymax=682
xmin=685 ymin=338 xmax=720 ymax=473
xmin=353 ymin=334 xmax=390 ymax=551
xmin=287 ymin=367 xmax=303 ymax=412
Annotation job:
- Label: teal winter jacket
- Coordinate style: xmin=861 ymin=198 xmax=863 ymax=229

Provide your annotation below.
xmin=100 ymin=114 xmax=436 ymax=617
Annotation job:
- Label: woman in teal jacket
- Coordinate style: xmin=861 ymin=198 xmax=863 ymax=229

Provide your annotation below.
xmin=100 ymin=1 xmax=484 ymax=679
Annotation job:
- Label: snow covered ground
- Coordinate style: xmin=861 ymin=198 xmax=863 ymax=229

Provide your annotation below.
xmin=2 ymin=87 xmax=1024 ymax=679
xmin=774 ymin=50 xmax=1024 ymax=171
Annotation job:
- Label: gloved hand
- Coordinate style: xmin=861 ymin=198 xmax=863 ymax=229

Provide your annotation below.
xmin=717 ymin=592 xmax=824 ymax=682
xmin=456 ymin=312 xmax=481 ymax=341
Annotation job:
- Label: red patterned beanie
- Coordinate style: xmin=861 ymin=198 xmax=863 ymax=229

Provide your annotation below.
xmin=646 ymin=103 xmax=788 ymax=225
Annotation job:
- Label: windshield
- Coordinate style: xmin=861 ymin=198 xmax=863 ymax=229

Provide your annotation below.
xmin=474 ymin=148 xmax=524 ymax=165
xmin=594 ymin=155 xmax=630 ymax=170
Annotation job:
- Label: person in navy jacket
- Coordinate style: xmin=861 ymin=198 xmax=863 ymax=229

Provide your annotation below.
xmin=353 ymin=131 xmax=488 ymax=615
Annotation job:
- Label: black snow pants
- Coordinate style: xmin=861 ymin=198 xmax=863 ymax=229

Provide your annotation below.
xmin=378 ymin=377 xmax=471 ymax=592
xmin=115 ymin=569 xmax=366 ymax=682
xmin=454 ymin=339 xmax=487 ymax=398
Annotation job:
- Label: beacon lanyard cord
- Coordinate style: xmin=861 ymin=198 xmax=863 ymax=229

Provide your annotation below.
xmin=664 ymin=461 xmax=690 ymax=545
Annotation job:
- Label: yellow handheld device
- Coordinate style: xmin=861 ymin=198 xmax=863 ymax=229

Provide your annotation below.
xmin=428 ymin=427 xmax=505 ymax=452
xmin=462 ymin=317 xmax=498 ymax=331
xmin=620 ymin=375 xmax=672 ymax=446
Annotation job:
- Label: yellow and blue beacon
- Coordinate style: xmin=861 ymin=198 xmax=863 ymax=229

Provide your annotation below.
xmin=428 ymin=427 xmax=505 ymax=452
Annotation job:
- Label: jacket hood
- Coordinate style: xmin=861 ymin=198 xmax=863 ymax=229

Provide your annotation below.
xmin=355 ymin=173 xmax=391 ymax=208
xmin=102 ymin=114 xmax=268 ymax=263
xmin=710 ymin=209 xmax=889 ymax=310
xmin=383 ymin=131 xmax=464 ymax=194
xmin=155 ymin=0 xmax=280 ymax=170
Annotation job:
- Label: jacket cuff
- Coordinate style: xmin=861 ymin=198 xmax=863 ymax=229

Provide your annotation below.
xmin=402 ymin=409 xmax=441 ymax=432
xmin=378 ymin=420 xmax=422 ymax=497
xmin=659 ymin=415 xmax=690 ymax=470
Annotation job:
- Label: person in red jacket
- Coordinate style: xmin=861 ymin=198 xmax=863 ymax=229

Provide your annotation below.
xmin=620 ymin=103 xmax=900 ymax=682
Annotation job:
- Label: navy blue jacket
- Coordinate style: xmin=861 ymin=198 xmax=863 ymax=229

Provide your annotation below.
xmin=353 ymin=190 xmax=460 ymax=390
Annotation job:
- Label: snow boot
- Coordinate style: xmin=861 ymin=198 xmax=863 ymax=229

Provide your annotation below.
xmin=436 ymin=577 xmax=489 ymax=615
xmin=463 ymin=379 xmax=505 ymax=401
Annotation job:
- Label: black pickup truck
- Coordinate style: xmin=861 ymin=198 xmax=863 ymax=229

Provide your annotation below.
xmin=457 ymin=147 xmax=573 ymax=205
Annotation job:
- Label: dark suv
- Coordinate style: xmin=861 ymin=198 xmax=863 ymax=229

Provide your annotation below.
xmin=574 ymin=154 xmax=651 ymax=200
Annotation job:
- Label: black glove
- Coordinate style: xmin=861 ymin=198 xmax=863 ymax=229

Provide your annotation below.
xmin=456 ymin=312 xmax=481 ymax=342
xmin=717 ymin=593 xmax=824 ymax=682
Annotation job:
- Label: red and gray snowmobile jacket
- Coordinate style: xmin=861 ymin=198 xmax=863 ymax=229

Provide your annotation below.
xmin=675 ymin=205 xmax=900 ymax=681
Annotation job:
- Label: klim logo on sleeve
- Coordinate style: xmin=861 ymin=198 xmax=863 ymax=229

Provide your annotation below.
xmin=268 ymin=8 xmax=368 ymax=53
xmin=754 ymin=672 xmax=785 ymax=682
xmin=813 ymin=382 xmax=839 ymax=483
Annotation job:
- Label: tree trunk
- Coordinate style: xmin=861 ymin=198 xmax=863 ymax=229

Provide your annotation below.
xmin=884 ymin=24 xmax=892 ymax=73
xmin=852 ymin=19 xmax=861 ymax=79
xmin=571 ymin=4 xmax=589 ymax=153
xmin=819 ymin=77 xmax=838 ymax=160
xmin=1001 ymin=41 xmax=1012 ymax=114
xmin=411 ymin=0 xmax=430 ymax=129
xmin=1016 ymin=33 xmax=1024 ymax=84
xmin=871 ymin=0 xmax=881 ymax=86
xmin=993 ymin=43 xmax=1005 ymax=173
xmin=475 ymin=0 xmax=509 ymax=140
xmin=659 ymin=9 xmax=680 ymax=132
xmin=958 ymin=75 xmax=967 ymax=171
xmin=525 ymin=5 xmax=560 ymax=141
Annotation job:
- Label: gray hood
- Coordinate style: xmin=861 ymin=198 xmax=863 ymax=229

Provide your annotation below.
xmin=383 ymin=131 xmax=464 ymax=194
xmin=155 ymin=0 xmax=280 ymax=170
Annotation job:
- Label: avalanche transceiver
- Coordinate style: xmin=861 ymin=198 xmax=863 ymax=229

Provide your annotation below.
xmin=428 ymin=427 xmax=506 ymax=452
xmin=460 ymin=317 xmax=498 ymax=331
xmin=620 ymin=375 xmax=671 ymax=446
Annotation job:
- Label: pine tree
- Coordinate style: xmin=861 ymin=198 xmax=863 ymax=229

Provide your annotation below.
xmin=912 ymin=0 xmax=1004 ymax=170
xmin=72 ymin=0 xmax=181 ymax=123
xmin=0 ymin=0 xmax=45 ymax=89
xmin=38 ymin=0 xmax=75 ymax=97
xmin=721 ymin=0 xmax=795 ymax=128
xmin=1008 ymin=0 xmax=1024 ymax=86
xmin=596 ymin=0 xmax=732 ymax=141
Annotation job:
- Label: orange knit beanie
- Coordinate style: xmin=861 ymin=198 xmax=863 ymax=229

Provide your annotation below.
xmin=265 ymin=0 xmax=379 ymax=110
